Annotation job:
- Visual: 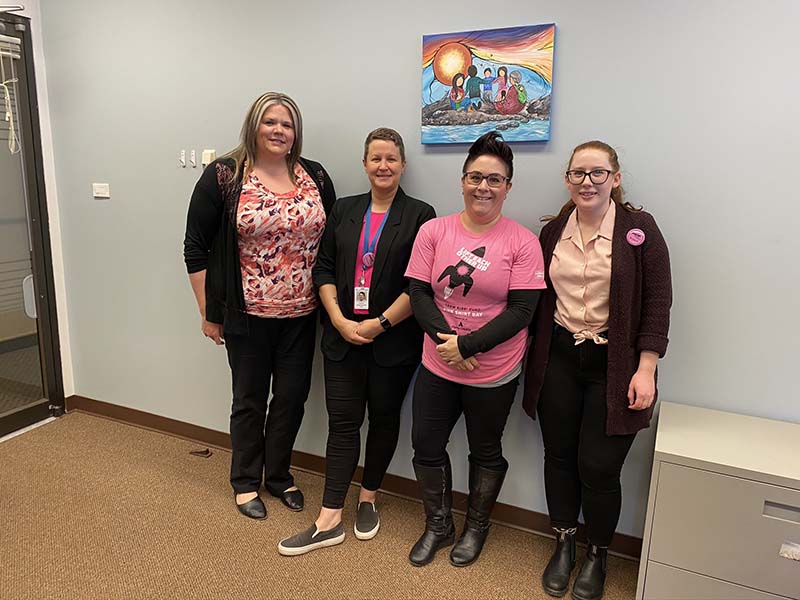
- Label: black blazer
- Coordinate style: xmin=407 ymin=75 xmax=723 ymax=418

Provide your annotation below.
xmin=312 ymin=187 xmax=436 ymax=366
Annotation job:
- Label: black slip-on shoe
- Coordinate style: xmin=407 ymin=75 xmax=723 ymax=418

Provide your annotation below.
xmin=354 ymin=502 xmax=380 ymax=540
xmin=277 ymin=522 xmax=345 ymax=556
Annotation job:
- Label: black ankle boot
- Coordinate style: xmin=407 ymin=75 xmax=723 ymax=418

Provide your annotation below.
xmin=541 ymin=528 xmax=576 ymax=597
xmin=571 ymin=544 xmax=607 ymax=600
xmin=449 ymin=462 xmax=506 ymax=567
xmin=409 ymin=461 xmax=456 ymax=567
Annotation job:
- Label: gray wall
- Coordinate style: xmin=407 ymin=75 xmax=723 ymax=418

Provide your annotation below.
xmin=38 ymin=0 xmax=800 ymax=537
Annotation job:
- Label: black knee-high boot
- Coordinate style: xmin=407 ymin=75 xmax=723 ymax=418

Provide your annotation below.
xmin=542 ymin=527 xmax=577 ymax=597
xmin=408 ymin=460 xmax=456 ymax=566
xmin=449 ymin=462 xmax=507 ymax=567
xmin=572 ymin=544 xmax=607 ymax=600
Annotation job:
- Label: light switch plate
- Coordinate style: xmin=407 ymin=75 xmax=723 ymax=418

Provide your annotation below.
xmin=201 ymin=149 xmax=216 ymax=168
xmin=92 ymin=183 xmax=110 ymax=199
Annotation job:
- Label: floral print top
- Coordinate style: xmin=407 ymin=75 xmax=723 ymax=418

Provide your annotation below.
xmin=236 ymin=165 xmax=326 ymax=318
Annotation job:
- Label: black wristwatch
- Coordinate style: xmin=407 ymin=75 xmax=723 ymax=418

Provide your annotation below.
xmin=378 ymin=314 xmax=392 ymax=331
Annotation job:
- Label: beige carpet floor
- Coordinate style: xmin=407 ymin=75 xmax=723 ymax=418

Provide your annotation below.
xmin=0 ymin=412 xmax=638 ymax=599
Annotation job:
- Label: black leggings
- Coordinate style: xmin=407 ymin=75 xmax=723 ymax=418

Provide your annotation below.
xmin=411 ymin=365 xmax=518 ymax=471
xmin=225 ymin=313 xmax=316 ymax=496
xmin=537 ymin=325 xmax=636 ymax=547
xmin=322 ymin=346 xmax=416 ymax=509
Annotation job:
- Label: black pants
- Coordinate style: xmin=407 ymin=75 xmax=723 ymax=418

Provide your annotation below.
xmin=225 ymin=313 xmax=316 ymax=495
xmin=411 ymin=365 xmax=518 ymax=471
xmin=537 ymin=325 xmax=636 ymax=547
xmin=322 ymin=346 xmax=416 ymax=508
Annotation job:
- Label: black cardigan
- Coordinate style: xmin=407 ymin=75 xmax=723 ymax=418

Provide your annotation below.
xmin=183 ymin=157 xmax=336 ymax=335
xmin=312 ymin=188 xmax=435 ymax=367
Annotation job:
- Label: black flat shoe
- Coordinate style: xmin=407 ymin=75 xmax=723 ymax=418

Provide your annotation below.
xmin=274 ymin=488 xmax=304 ymax=512
xmin=235 ymin=495 xmax=267 ymax=520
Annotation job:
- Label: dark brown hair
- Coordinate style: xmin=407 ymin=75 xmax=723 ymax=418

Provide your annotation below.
xmin=462 ymin=131 xmax=514 ymax=181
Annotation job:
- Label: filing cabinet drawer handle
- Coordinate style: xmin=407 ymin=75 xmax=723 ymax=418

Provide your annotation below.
xmin=763 ymin=500 xmax=800 ymax=524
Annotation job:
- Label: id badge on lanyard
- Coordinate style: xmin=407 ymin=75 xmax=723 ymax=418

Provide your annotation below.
xmin=355 ymin=203 xmax=390 ymax=311
xmin=354 ymin=286 xmax=370 ymax=310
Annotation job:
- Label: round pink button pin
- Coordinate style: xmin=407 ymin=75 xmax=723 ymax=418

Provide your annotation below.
xmin=626 ymin=228 xmax=645 ymax=246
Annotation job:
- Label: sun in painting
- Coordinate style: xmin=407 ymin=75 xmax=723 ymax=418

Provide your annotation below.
xmin=432 ymin=42 xmax=472 ymax=85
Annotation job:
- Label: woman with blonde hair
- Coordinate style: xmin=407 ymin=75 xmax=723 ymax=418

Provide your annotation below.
xmin=184 ymin=92 xmax=336 ymax=520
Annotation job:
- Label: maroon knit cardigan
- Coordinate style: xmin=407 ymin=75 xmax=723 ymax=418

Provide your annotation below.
xmin=522 ymin=206 xmax=673 ymax=435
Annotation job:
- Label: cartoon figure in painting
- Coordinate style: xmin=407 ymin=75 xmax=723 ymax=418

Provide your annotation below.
xmin=449 ymin=73 xmax=468 ymax=112
xmin=493 ymin=66 xmax=509 ymax=103
xmin=510 ymin=70 xmax=527 ymax=104
xmin=481 ymin=68 xmax=495 ymax=105
xmin=465 ymin=65 xmax=486 ymax=111
xmin=495 ymin=69 xmax=524 ymax=115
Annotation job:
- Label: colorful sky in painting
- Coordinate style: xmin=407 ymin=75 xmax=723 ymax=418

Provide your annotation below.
xmin=422 ymin=24 xmax=555 ymax=86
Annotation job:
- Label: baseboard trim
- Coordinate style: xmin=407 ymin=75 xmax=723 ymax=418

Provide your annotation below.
xmin=66 ymin=395 xmax=231 ymax=449
xmin=65 ymin=394 xmax=642 ymax=559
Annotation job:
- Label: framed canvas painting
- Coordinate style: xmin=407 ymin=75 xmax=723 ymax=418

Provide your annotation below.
xmin=422 ymin=24 xmax=555 ymax=144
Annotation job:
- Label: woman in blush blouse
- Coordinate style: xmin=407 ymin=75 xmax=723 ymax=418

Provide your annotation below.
xmin=524 ymin=141 xmax=672 ymax=600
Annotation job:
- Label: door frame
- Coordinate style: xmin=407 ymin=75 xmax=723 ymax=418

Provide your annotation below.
xmin=0 ymin=13 xmax=64 ymax=437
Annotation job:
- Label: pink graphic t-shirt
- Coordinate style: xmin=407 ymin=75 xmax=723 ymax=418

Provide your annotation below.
xmin=405 ymin=214 xmax=546 ymax=384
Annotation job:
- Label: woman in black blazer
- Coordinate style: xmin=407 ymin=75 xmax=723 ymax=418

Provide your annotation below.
xmin=278 ymin=128 xmax=435 ymax=555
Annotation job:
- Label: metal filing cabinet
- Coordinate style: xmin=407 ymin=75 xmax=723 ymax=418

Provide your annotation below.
xmin=636 ymin=402 xmax=800 ymax=599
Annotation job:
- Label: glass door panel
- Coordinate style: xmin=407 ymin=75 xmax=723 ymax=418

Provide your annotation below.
xmin=0 ymin=29 xmax=45 ymax=427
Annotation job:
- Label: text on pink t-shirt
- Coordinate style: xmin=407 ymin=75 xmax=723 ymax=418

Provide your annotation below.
xmin=405 ymin=214 xmax=546 ymax=384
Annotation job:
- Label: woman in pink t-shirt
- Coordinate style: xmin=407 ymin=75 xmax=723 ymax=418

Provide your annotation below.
xmin=404 ymin=131 xmax=547 ymax=568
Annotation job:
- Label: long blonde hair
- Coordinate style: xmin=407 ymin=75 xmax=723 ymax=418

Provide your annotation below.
xmin=221 ymin=92 xmax=304 ymax=182
xmin=542 ymin=140 xmax=640 ymax=222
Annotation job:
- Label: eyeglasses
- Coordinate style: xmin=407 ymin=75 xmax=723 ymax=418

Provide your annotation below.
xmin=565 ymin=169 xmax=614 ymax=185
xmin=462 ymin=171 xmax=510 ymax=188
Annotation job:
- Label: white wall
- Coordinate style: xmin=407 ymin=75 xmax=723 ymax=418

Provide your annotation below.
xmin=35 ymin=0 xmax=800 ymax=537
